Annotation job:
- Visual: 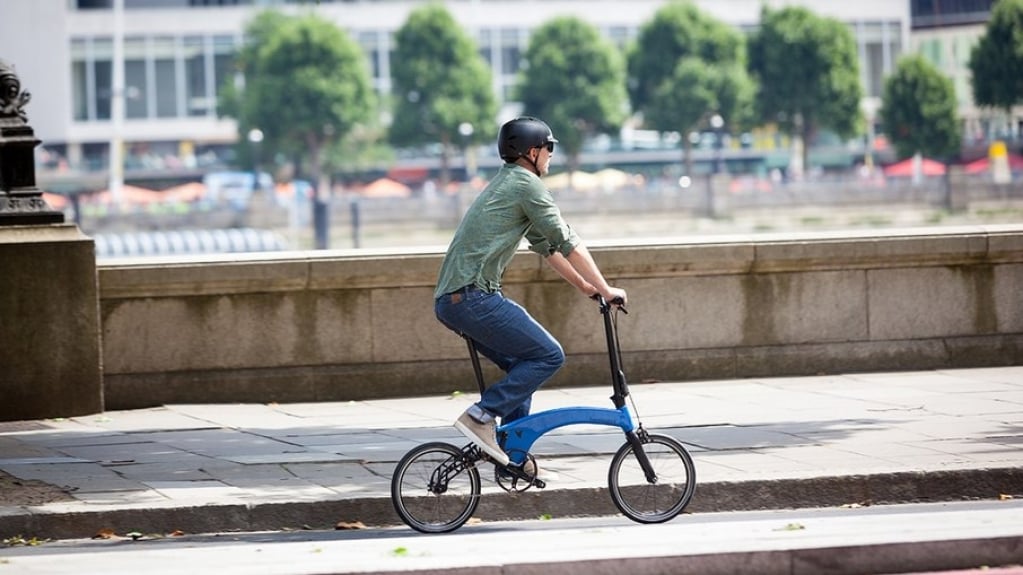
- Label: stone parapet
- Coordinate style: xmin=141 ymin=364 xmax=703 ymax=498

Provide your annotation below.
xmin=97 ymin=225 xmax=1023 ymax=410
xmin=0 ymin=224 xmax=102 ymax=420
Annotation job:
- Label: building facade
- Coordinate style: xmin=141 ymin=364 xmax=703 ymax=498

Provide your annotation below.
xmin=909 ymin=0 xmax=1021 ymax=154
xmin=0 ymin=0 xmax=909 ymax=180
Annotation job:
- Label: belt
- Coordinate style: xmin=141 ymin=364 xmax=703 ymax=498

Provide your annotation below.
xmin=450 ymin=284 xmax=480 ymax=295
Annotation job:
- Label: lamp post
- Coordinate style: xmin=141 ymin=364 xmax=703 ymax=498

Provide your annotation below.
xmin=709 ymin=114 xmax=725 ymax=174
xmin=247 ymin=128 xmax=264 ymax=196
xmin=704 ymin=114 xmax=726 ymax=220
xmin=458 ymin=122 xmax=475 ymax=181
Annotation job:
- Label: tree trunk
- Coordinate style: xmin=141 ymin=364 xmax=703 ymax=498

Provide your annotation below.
xmin=306 ymin=137 xmax=331 ymax=250
xmin=439 ymin=133 xmax=452 ymax=192
xmin=683 ymin=136 xmax=694 ymax=178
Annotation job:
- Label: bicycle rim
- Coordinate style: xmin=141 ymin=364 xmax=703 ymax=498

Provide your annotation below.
xmin=607 ymin=433 xmax=696 ymax=523
xmin=391 ymin=442 xmax=481 ymax=533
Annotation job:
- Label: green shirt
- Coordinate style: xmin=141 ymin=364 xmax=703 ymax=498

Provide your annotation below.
xmin=435 ymin=163 xmax=580 ymax=298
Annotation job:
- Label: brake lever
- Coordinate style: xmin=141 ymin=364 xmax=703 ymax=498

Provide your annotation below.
xmin=591 ymin=294 xmax=628 ymax=314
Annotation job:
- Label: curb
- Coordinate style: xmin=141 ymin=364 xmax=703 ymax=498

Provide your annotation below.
xmin=2 ymin=467 xmax=1020 ymax=540
xmin=346 ymin=537 xmax=1023 ymax=575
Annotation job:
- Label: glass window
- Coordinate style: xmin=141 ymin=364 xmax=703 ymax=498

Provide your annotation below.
xmin=153 ymin=36 xmax=178 ymax=118
xmin=71 ymin=38 xmax=89 ymax=121
xmin=866 ymin=42 xmax=884 ymax=98
xmin=124 ymin=36 xmax=148 ymax=119
xmin=93 ymin=38 xmax=113 ymax=120
xmin=500 ymin=28 xmax=520 ymax=75
xmin=212 ymin=35 xmax=237 ymax=116
xmin=357 ymin=31 xmax=381 ymax=80
xmin=184 ymin=35 xmax=208 ymax=117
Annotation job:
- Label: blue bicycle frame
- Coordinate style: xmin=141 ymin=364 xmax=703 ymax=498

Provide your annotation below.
xmin=497 ymin=404 xmax=637 ymax=464
xmin=465 ymin=296 xmax=650 ymax=471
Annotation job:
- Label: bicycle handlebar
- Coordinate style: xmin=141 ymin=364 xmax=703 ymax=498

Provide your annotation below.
xmin=591 ymin=294 xmax=628 ymax=314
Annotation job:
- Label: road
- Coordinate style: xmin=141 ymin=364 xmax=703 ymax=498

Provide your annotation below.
xmin=2 ymin=500 xmax=1021 ymax=575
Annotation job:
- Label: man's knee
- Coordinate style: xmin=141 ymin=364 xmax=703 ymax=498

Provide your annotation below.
xmin=543 ymin=342 xmax=565 ymax=371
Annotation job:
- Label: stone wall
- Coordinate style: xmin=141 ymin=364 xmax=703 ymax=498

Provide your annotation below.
xmin=98 ymin=225 xmax=1023 ymax=410
xmin=1 ymin=224 xmax=103 ymax=420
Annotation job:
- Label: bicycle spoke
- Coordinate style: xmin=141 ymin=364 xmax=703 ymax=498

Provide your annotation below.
xmin=391 ymin=442 xmax=480 ymax=533
xmin=608 ymin=434 xmax=695 ymax=523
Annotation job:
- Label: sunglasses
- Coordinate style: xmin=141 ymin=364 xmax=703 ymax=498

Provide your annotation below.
xmin=539 ymin=142 xmax=555 ymax=153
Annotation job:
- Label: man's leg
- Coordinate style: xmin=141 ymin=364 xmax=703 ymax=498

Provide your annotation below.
xmin=436 ymin=290 xmax=564 ymax=462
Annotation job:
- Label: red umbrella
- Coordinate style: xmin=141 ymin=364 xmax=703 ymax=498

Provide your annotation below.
xmin=359 ymin=177 xmax=411 ymax=198
xmin=964 ymin=154 xmax=1023 ymax=174
xmin=883 ymin=157 xmax=947 ymax=177
xmin=163 ymin=182 xmax=207 ymax=202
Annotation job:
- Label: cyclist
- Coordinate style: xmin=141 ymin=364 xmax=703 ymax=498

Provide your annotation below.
xmin=434 ymin=116 xmax=627 ymax=478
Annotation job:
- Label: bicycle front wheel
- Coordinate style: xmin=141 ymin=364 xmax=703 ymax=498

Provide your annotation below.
xmin=391 ymin=442 xmax=481 ymax=533
xmin=608 ymin=433 xmax=696 ymax=523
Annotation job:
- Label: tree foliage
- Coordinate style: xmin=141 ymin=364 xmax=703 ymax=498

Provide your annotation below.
xmin=516 ymin=16 xmax=628 ymax=175
xmin=389 ymin=4 xmax=497 ymax=184
xmin=969 ymin=0 xmax=1023 ymax=117
xmin=880 ymin=55 xmax=961 ymax=161
xmin=627 ymin=1 xmax=752 ymax=174
xmin=628 ymin=1 xmax=745 ymax=114
xmin=220 ymin=11 xmax=375 ymax=193
xmin=748 ymin=6 xmax=863 ymax=170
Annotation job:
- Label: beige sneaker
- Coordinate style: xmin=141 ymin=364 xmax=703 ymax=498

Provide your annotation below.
xmin=454 ymin=411 xmax=510 ymax=466
xmin=521 ymin=459 xmax=558 ymax=482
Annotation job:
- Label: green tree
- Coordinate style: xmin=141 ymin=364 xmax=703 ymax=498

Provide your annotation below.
xmin=516 ymin=16 xmax=628 ymax=181
xmin=390 ymin=4 xmax=496 ymax=187
xmin=879 ymin=55 xmax=961 ymax=161
xmin=968 ymin=0 xmax=1023 ymax=132
xmin=221 ymin=11 xmax=375 ymax=248
xmin=645 ymin=58 xmax=753 ymax=176
xmin=218 ymin=10 xmax=291 ymax=169
xmin=627 ymin=1 xmax=752 ymax=174
xmin=748 ymin=6 xmax=863 ymax=174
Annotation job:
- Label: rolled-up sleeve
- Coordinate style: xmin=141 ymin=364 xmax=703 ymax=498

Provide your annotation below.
xmin=522 ymin=187 xmax=580 ymax=258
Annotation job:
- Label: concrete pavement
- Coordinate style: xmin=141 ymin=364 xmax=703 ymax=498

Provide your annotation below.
xmin=1 ymin=366 xmax=1022 ymax=541
xmin=2 ymin=504 xmax=1023 ymax=575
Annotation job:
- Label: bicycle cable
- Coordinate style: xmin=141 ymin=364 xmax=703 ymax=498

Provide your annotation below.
xmin=612 ymin=306 xmax=645 ymax=427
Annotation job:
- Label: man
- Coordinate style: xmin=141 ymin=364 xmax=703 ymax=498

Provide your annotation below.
xmin=434 ymin=117 xmax=627 ymax=477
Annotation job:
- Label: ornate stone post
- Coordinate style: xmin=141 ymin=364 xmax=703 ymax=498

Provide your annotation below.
xmin=0 ymin=60 xmax=103 ymax=421
xmin=0 ymin=59 xmax=64 ymax=225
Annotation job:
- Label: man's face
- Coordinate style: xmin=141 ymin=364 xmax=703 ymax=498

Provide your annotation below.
xmin=535 ymin=142 xmax=554 ymax=176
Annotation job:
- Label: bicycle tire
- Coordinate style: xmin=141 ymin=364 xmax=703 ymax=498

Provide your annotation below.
xmin=391 ymin=442 xmax=481 ymax=533
xmin=607 ymin=433 xmax=696 ymax=523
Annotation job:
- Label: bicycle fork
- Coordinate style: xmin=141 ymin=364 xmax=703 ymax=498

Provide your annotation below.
xmin=625 ymin=427 xmax=659 ymax=484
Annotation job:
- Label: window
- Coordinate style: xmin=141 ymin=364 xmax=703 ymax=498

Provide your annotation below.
xmin=184 ymin=36 xmax=208 ymax=117
xmin=124 ymin=36 xmax=148 ymax=119
xmin=212 ymin=35 xmax=237 ymax=115
xmin=71 ymin=38 xmax=89 ymax=121
xmin=153 ymin=36 xmax=179 ymax=118
xmin=93 ymin=38 xmax=113 ymax=120
xmin=499 ymin=28 xmax=520 ymax=76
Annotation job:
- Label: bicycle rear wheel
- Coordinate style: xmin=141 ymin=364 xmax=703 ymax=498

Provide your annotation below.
xmin=608 ymin=433 xmax=696 ymax=523
xmin=391 ymin=442 xmax=481 ymax=533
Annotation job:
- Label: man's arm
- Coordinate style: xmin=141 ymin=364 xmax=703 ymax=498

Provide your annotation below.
xmin=546 ymin=245 xmax=627 ymax=305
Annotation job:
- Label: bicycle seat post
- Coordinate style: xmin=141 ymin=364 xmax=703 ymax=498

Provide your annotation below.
xmin=464 ymin=336 xmax=487 ymax=395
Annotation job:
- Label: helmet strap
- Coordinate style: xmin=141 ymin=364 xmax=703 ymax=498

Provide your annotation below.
xmin=518 ymin=148 xmax=542 ymax=176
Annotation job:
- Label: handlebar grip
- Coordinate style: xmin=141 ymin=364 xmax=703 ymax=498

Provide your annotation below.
xmin=592 ymin=293 xmax=628 ymax=313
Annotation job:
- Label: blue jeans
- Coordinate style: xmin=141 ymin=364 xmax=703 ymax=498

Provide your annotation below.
xmin=435 ymin=286 xmax=565 ymax=423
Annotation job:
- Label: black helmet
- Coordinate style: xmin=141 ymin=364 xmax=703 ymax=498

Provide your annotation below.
xmin=498 ymin=117 xmax=558 ymax=162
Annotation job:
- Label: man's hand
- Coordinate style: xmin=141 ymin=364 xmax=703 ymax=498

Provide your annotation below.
xmin=603 ymin=287 xmax=627 ymax=306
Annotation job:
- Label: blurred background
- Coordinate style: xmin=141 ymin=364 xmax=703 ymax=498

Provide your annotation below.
xmin=1 ymin=0 xmax=1021 ymax=257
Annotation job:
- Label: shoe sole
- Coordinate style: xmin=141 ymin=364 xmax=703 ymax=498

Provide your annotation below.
xmin=454 ymin=419 xmax=510 ymax=466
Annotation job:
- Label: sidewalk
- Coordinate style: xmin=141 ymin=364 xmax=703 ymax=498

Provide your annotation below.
xmin=1 ymin=366 xmax=1021 ymax=541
